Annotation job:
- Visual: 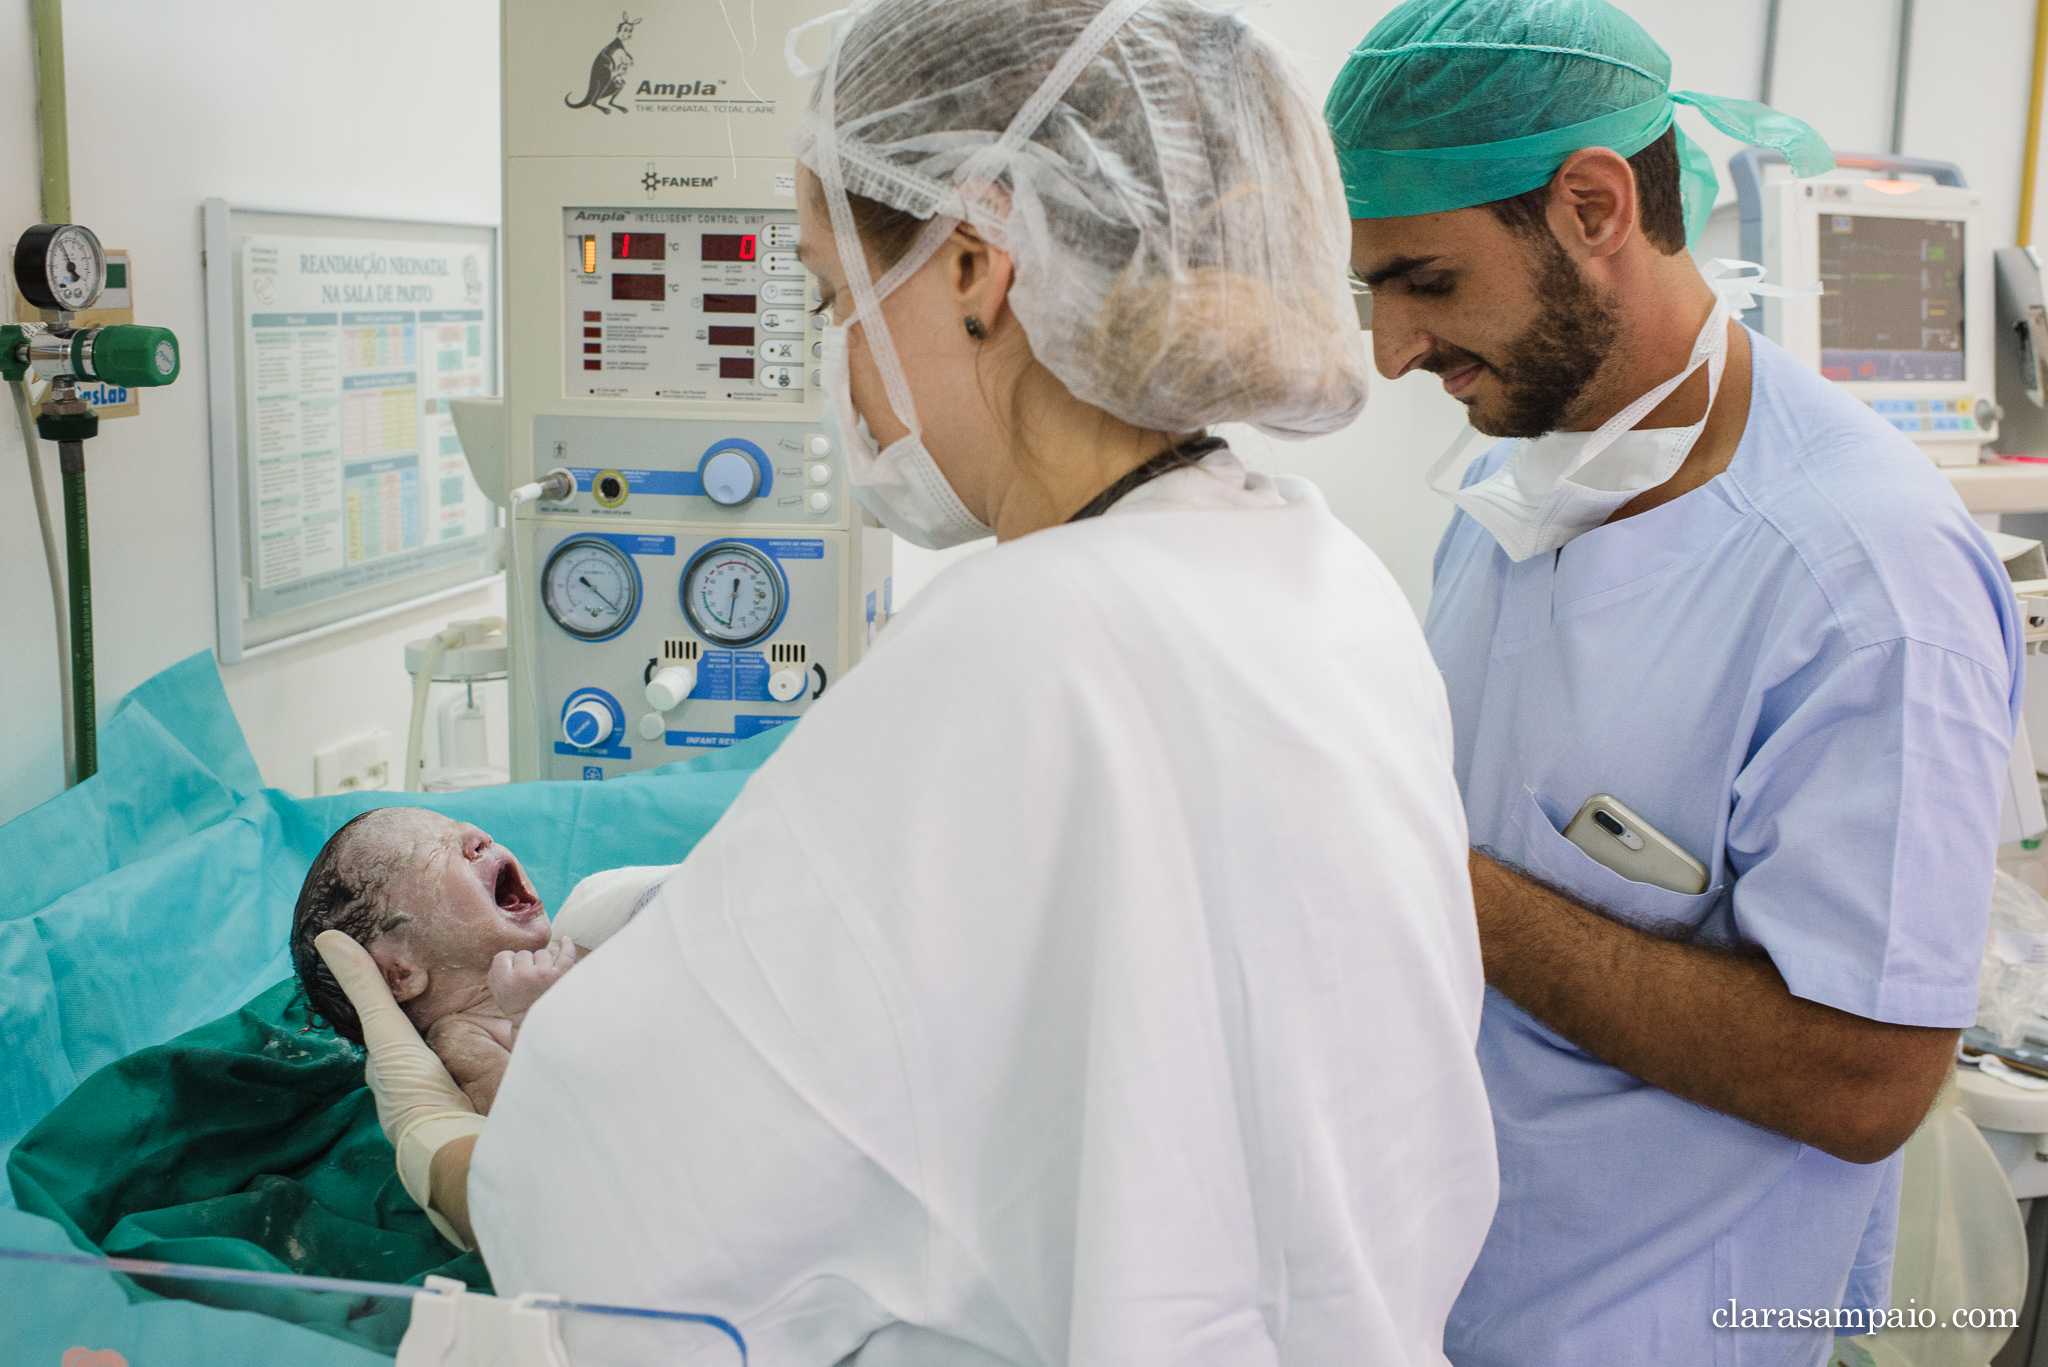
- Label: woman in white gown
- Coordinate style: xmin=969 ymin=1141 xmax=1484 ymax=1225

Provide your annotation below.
xmin=322 ymin=0 xmax=1498 ymax=1361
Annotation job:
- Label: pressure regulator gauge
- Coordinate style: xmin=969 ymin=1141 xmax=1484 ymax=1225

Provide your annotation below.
xmin=542 ymin=536 xmax=641 ymax=641
xmin=14 ymin=223 xmax=105 ymax=312
xmin=681 ymin=542 xmax=785 ymax=648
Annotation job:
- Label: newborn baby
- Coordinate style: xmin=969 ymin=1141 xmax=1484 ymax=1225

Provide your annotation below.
xmin=290 ymin=809 xmax=581 ymax=1111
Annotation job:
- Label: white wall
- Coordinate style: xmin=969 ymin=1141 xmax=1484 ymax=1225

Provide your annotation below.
xmin=3 ymin=0 xmax=2045 ymax=822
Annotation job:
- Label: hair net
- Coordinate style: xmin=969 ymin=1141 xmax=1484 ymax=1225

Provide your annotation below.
xmin=1325 ymin=0 xmax=1833 ymax=246
xmin=789 ymin=0 xmax=1367 ymax=439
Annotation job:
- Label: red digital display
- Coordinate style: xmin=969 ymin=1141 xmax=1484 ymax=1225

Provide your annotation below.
xmin=584 ymin=359 xmax=602 ymax=370
xmin=701 ymin=234 xmax=758 ymax=262
xmin=583 ymin=343 xmax=602 ymax=354
xmin=612 ymin=233 xmax=666 ymax=260
xmin=611 ymin=274 xmax=666 ymax=301
xmin=703 ymin=293 xmax=756 ymax=314
xmin=583 ymin=311 xmax=602 ymax=322
xmin=707 ymin=326 xmax=754 ymax=347
xmin=583 ymin=327 xmax=601 ymax=338
xmin=719 ymin=358 xmax=756 ymax=379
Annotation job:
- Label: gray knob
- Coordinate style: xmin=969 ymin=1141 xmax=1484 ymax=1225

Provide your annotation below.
xmin=1975 ymin=397 xmax=2003 ymax=432
xmin=702 ymin=448 xmax=759 ymax=506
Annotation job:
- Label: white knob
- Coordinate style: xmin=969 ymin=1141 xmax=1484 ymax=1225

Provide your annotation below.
xmin=807 ymin=463 xmax=832 ymax=485
xmin=638 ymin=712 xmax=667 ymax=741
xmin=645 ymin=663 xmax=698 ymax=711
xmin=806 ymin=434 xmax=831 ymax=456
xmin=562 ymin=698 xmax=614 ymax=749
xmin=701 ymin=449 xmax=759 ymax=506
xmin=768 ymin=667 xmax=807 ymax=702
xmin=808 ymin=490 xmax=832 ymax=512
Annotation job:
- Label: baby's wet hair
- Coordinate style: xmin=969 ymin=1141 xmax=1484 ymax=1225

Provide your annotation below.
xmin=290 ymin=811 xmax=403 ymax=1046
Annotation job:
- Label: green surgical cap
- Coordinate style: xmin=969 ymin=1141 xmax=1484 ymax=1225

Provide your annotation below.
xmin=1325 ymin=0 xmax=1833 ymax=246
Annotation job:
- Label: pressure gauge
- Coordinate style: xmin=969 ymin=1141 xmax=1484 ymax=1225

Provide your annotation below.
xmin=680 ymin=542 xmax=785 ymax=647
xmin=542 ymin=536 xmax=641 ymax=641
xmin=14 ymin=223 xmax=105 ymax=312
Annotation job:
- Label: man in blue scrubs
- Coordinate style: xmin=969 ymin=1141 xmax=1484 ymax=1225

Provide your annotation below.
xmin=1328 ymin=2 xmax=2022 ymax=1364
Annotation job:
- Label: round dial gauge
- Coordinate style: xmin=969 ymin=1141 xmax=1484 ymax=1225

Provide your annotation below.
xmin=13 ymin=223 xmax=105 ymax=312
xmin=542 ymin=536 xmax=642 ymax=640
xmin=681 ymin=542 xmax=785 ymax=647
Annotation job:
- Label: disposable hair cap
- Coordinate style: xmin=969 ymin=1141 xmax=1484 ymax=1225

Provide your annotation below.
xmin=789 ymin=0 xmax=1368 ymax=440
xmin=1326 ymin=0 xmax=1834 ymax=246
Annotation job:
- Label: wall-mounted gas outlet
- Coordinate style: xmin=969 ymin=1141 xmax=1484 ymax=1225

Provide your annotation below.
xmin=314 ymin=730 xmax=392 ymax=796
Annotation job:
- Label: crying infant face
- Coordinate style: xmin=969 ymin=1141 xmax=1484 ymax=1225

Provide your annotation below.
xmin=291 ymin=808 xmax=551 ymax=1038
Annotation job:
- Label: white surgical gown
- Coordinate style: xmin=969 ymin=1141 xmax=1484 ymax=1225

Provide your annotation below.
xmin=470 ymin=451 xmax=1498 ymax=1366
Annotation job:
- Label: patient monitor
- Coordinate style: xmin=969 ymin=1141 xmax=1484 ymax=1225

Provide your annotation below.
xmin=461 ymin=0 xmax=889 ymax=781
xmin=1731 ymin=149 xmax=1999 ymax=467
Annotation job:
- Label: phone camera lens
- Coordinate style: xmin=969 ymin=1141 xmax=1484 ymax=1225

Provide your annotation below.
xmin=1592 ymin=810 xmax=1627 ymax=839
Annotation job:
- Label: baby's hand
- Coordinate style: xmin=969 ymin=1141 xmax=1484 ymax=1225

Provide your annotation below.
xmin=489 ymin=938 xmax=578 ymax=1027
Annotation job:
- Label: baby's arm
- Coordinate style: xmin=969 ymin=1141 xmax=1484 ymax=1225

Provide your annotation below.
xmin=489 ymin=938 xmax=579 ymax=1028
xmin=423 ymin=1013 xmax=515 ymax=1113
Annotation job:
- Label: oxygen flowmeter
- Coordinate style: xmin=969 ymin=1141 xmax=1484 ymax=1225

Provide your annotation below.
xmin=4 ymin=222 xmax=182 ymax=780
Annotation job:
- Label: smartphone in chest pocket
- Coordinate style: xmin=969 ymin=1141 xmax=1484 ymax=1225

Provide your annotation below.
xmin=1562 ymin=794 xmax=1710 ymax=895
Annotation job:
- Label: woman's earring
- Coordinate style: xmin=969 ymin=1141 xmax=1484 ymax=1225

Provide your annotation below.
xmin=964 ymin=315 xmax=986 ymax=341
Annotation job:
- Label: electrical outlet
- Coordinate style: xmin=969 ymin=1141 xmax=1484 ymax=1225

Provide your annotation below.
xmin=313 ymin=730 xmax=392 ymax=796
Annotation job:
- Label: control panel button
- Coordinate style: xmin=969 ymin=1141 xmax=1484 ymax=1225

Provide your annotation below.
xmin=645 ymin=663 xmax=698 ymax=711
xmin=768 ymin=667 xmax=807 ymax=703
xmin=759 ymin=310 xmax=804 ymax=334
xmin=758 ymin=338 xmax=800 ymax=362
xmin=563 ymin=698 xmax=614 ymax=749
xmin=759 ymin=279 xmax=804 ymax=304
xmin=757 ymin=365 xmax=798 ymax=391
xmin=806 ymin=434 xmax=831 ymax=456
xmin=702 ymin=448 xmax=760 ymax=505
xmin=761 ymin=252 xmax=802 ymax=276
xmin=808 ymin=490 xmax=832 ymax=512
xmin=811 ymin=339 xmax=822 ymax=359
xmin=638 ymin=712 xmax=668 ymax=741
xmin=766 ymin=223 xmax=799 ymax=248
xmin=808 ymin=463 xmax=832 ymax=485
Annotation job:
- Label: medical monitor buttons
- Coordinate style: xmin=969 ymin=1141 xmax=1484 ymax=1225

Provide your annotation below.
xmin=645 ymin=663 xmax=699 ymax=712
xmin=681 ymin=541 xmax=787 ymax=648
xmin=701 ymin=448 xmax=760 ymax=506
xmin=808 ymin=490 xmax=833 ymax=513
xmin=807 ymin=463 xmax=832 ymax=485
xmin=759 ymin=310 xmax=804 ymax=335
xmin=760 ymin=280 xmax=804 ymax=305
xmin=766 ymin=224 xmax=800 ymax=249
xmin=563 ymin=698 xmax=615 ymax=749
xmin=541 ymin=536 xmax=642 ymax=641
xmin=758 ymin=338 xmax=800 ymax=363
xmin=768 ymin=668 xmax=806 ymax=702
xmin=758 ymin=366 xmax=797 ymax=391
xmin=14 ymin=223 xmax=105 ymax=312
xmin=638 ymin=713 xmax=667 ymax=742
xmin=806 ymin=434 xmax=831 ymax=456
xmin=593 ymin=470 xmax=629 ymax=507
xmin=760 ymin=252 xmax=802 ymax=276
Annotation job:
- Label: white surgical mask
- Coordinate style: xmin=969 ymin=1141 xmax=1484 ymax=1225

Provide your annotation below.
xmin=818 ymin=322 xmax=990 ymax=551
xmin=1427 ymin=295 xmax=1729 ymax=562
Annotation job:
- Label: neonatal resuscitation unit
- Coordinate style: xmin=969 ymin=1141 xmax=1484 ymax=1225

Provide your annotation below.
xmin=456 ymin=0 xmax=889 ymax=782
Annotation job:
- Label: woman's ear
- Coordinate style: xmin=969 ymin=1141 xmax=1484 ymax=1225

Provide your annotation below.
xmin=949 ymin=225 xmax=1016 ymax=334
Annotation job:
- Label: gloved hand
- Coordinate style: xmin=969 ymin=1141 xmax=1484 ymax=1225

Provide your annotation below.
xmin=314 ymin=930 xmax=486 ymax=1250
xmin=549 ymin=864 xmax=678 ymax=950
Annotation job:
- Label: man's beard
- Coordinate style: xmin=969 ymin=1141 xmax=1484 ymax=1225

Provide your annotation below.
xmin=1423 ymin=230 xmax=1624 ymax=439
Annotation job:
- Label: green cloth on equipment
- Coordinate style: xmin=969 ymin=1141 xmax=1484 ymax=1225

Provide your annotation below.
xmin=1324 ymin=0 xmax=1833 ymax=244
xmin=9 ymin=979 xmax=486 ymax=1353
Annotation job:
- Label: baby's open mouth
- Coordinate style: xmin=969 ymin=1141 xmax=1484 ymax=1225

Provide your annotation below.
xmin=495 ymin=860 xmax=540 ymax=918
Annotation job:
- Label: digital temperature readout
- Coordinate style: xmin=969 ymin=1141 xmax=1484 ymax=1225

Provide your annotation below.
xmin=612 ymin=233 xmax=666 ymax=260
xmin=702 ymin=234 xmax=758 ymax=262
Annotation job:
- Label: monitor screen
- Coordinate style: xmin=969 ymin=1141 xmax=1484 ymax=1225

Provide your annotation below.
xmin=1817 ymin=214 xmax=1964 ymax=383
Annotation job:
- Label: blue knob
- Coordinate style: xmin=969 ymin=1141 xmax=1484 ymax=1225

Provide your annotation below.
xmin=702 ymin=448 xmax=759 ymax=506
xmin=563 ymin=698 xmax=613 ymax=748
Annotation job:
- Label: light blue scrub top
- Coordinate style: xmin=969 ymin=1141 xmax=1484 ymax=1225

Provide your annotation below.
xmin=1430 ymin=333 xmax=2021 ymax=1367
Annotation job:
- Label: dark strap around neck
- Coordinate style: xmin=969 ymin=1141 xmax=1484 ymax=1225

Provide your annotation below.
xmin=1065 ymin=436 xmax=1227 ymax=523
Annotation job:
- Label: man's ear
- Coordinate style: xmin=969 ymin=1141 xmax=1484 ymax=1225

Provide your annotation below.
xmin=1548 ymin=147 xmax=1637 ymax=261
xmin=367 ymin=934 xmax=426 ymax=1004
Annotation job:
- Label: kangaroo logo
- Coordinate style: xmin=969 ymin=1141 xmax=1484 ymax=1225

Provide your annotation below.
xmin=566 ymin=13 xmax=640 ymax=115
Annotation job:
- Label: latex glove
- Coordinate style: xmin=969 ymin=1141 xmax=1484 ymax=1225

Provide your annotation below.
xmin=315 ymin=930 xmax=485 ymax=1250
xmin=549 ymin=864 xmax=678 ymax=950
